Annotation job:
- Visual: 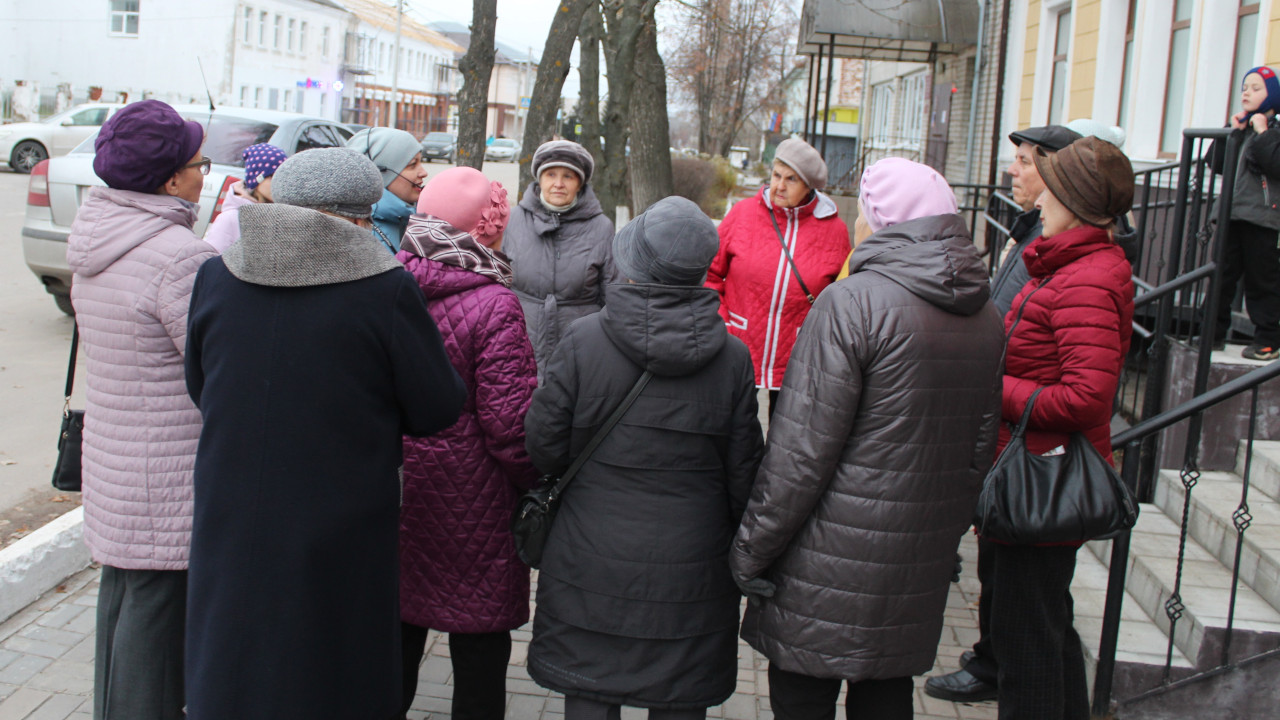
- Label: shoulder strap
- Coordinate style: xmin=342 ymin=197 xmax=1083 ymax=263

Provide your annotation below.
xmin=768 ymin=208 xmax=816 ymax=305
xmin=551 ymin=369 xmax=654 ymax=495
xmin=63 ymin=323 xmax=79 ymax=403
xmin=1002 ymin=277 xmax=1051 ymax=437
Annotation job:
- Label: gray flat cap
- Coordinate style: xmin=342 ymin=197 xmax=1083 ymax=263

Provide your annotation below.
xmin=613 ymin=196 xmax=719 ymax=286
xmin=272 ymin=148 xmax=384 ymax=219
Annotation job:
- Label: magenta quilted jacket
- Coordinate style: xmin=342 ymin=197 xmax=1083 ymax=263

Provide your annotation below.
xmin=397 ymin=252 xmax=540 ymax=632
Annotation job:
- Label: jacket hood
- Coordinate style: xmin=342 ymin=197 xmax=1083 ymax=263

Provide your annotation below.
xmin=848 ymin=213 xmax=991 ymax=316
xmin=518 ymin=182 xmax=605 ymax=236
xmin=67 ymin=187 xmax=200 ymax=277
xmin=758 ymin=186 xmax=839 ymax=221
xmin=399 ymin=254 xmax=495 ymax=299
xmin=225 ymin=203 xmax=403 ymax=287
xmin=1024 ymin=224 xmax=1122 ymax=277
xmin=599 ymin=283 xmax=728 ymax=376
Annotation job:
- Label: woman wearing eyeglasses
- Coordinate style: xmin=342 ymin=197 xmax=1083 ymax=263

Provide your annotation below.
xmin=65 ymin=99 xmax=217 ymax=720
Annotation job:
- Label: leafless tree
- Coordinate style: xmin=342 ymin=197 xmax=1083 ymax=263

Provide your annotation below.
xmin=455 ymin=0 xmax=498 ymax=168
xmin=594 ymin=0 xmax=659 ymax=223
xmin=628 ymin=12 xmax=673 ymax=214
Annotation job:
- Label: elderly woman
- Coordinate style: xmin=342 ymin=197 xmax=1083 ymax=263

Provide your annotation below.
xmin=504 ymin=139 xmax=618 ymax=373
xmin=988 ymin=136 xmax=1134 ymax=719
xmin=707 ymin=137 xmax=850 ymax=413
xmin=524 ymin=196 xmax=764 ymax=720
xmin=730 ymin=159 xmax=1004 ymax=720
xmin=66 ymin=99 xmax=216 ymax=720
xmin=396 ymin=167 xmax=539 ymax=720
xmin=183 ymin=148 xmax=465 ymax=720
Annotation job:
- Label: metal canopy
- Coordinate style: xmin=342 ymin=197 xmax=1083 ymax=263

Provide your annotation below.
xmin=798 ymin=0 xmax=981 ymax=62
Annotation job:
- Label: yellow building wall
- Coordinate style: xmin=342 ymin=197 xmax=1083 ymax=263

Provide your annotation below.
xmin=1268 ymin=2 xmax=1280 ymax=67
xmin=1069 ymin=0 xmax=1100 ymax=121
xmin=1019 ymin=0 xmax=1043 ymax=128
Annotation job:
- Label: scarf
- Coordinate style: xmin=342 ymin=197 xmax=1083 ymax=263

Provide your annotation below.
xmin=401 ymin=214 xmax=514 ymax=287
xmin=539 ymin=193 xmax=579 ymax=214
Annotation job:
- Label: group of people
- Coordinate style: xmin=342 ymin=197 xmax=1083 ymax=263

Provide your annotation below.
xmin=66 ymin=95 xmax=1143 ymax=720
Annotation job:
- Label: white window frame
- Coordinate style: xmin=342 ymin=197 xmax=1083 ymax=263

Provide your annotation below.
xmin=322 ymin=26 xmax=330 ymax=59
xmin=1030 ymin=0 xmax=1074 ymax=126
xmin=242 ymin=6 xmax=252 ymax=44
xmin=109 ymin=0 xmax=140 ymax=37
xmin=869 ymin=81 xmax=895 ymax=147
xmin=300 ymin=22 xmax=308 ymax=58
xmin=900 ymin=72 xmax=928 ymax=148
xmin=287 ymin=18 xmax=296 ymax=53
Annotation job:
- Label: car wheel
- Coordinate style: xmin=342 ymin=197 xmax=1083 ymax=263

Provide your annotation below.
xmin=54 ymin=293 xmax=75 ymax=316
xmin=10 ymin=140 xmax=48 ymax=174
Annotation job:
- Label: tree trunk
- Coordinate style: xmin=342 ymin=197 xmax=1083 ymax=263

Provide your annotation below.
xmin=596 ymin=0 xmax=657 ymax=225
xmin=628 ymin=14 xmax=673 ymax=215
xmin=519 ymin=0 xmax=596 ymax=191
xmin=577 ymin=4 xmax=604 ymax=178
xmin=455 ymin=0 xmax=498 ymax=169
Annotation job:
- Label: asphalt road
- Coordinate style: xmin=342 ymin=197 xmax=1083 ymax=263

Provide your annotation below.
xmin=0 ymin=158 xmax=526 ymax=545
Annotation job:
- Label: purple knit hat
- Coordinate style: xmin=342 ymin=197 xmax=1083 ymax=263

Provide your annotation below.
xmin=93 ymin=100 xmax=204 ymax=193
xmin=242 ymin=143 xmax=288 ymax=190
xmin=858 ymin=157 xmax=958 ymax=232
xmin=416 ymin=167 xmax=510 ymax=246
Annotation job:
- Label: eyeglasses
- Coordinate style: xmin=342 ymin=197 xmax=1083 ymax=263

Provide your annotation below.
xmin=183 ymin=157 xmax=213 ymax=176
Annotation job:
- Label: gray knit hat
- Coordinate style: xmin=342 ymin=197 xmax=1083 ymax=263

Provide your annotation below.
xmin=346 ymin=127 xmax=422 ymax=188
xmin=272 ymin=148 xmax=384 ymax=219
xmin=532 ymin=140 xmax=594 ymax=185
xmin=613 ymin=196 xmax=719 ymax=286
xmin=773 ymin=137 xmax=828 ymax=190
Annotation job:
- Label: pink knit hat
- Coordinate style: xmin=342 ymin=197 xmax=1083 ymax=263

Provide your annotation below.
xmin=416 ymin=167 xmax=510 ymax=245
xmin=858 ymin=157 xmax=958 ymax=232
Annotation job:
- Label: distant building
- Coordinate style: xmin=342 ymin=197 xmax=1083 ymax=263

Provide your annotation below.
xmin=429 ymin=21 xmax=538 ymax=140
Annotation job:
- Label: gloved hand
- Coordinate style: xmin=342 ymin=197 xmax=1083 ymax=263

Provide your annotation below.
xmin=734 ymin=575 xmax=776 ymax=604
xmin=952 ymin=552 xmax=963 ymax=583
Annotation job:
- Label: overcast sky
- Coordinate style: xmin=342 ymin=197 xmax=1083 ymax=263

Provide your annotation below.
xmin=403 ymin=0 xmax=583 ymax=97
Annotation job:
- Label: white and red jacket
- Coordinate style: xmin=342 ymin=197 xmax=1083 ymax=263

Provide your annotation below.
xmin=708 ymin=187 xmax=850 ymax=389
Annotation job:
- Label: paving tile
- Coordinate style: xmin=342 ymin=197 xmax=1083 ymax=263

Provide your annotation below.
xmin=18 ymin=628 xmax=83 ymax=650
xmin=58 ymin=640 xmax=91 ymax=666
xmin=23 ymin=693 xmax=81 ymax=720
xmin=0 ymin=653 xmax=16 ymax=674
xmin=0 ymin=639 xmax=65 ymax=662
xmin=0 ymin=685 xmax=14 ymax=703
xmin=506 ymin=692 xmax=545 ymax=717
xmin=0 ymin=656 xmax=52 ymax=686
xmin=26 ymin=660 xmax=93 ymax=695
xmin=0 ymin=688 xmax=51 ymax=720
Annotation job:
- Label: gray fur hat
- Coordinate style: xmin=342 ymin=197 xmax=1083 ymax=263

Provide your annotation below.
xmin=532 ymin=140 xmax=594 ymax=185
xmin=773 ymin=137 xmax=828 ymax=190
xmin=613 ymin=196 xmax=719 ymax=286
xmin=272 ymin=148 xmax=384 ymax=219
xmin=346 ymin=127 xmax=422 ymax=188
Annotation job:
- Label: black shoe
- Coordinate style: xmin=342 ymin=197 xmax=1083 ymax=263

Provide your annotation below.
xmin=1242 ymin=344 xmax=1280 ymax=361
xmin=924 ymin=668 xmax=998 ymax=702
xmin=959 ymin=649 xmax=975 ymax=668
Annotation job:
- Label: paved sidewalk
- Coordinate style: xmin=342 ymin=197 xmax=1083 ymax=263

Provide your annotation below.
xmin=0 ymin=536 xmax=995 ymax=720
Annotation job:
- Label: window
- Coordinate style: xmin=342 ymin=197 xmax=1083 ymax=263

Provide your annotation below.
xmin=380 ymin=42 xmax=387 ymax=71
xmin=1047 ymin=9 xmax=1071 ymax=124
xmin=69 ymin=108 xmax=109 ymax=126
xmin=242 ymin=6 xmax=252 ymax=44
xmin=284 ymin=89 xmax=293 ymax=112
xmin=273 ymin=14 xmax=281 ymax=50
xmin=254 ymin=87 xmax=263 ymax=108
xmin=322 ymin=27 xmax=330 ymax=59
xmin=1230 ymin=2 xmax=1262 ymax=117
xmin=258 ymin=11 xmax=267 ymax=46
xmin=1117 ymin=0 xmax=1138 ymax=128
xmin=296 ymin=92 xmax=304 ymax=113
xmin=1160 ymin=0 xmax=1193 ymax=155
xmin=320 ymin=92 xmax=329 ymax=117
xmin=109 ymin=0 xmax=139 ymax=36
xmin=287 ymin=18 xmax=296 ymax=52
xmin=300 ymin=22 xmax=308 ymax=57
xmin=900 ymin=72 xmax=927 ymax=146
xmin=295 ymin=124 xmax=342 ymax=152
xmin=240 ymin=86 xmax=248 ymax=107
xmin=268 ymin=88 xmax=279 ymax=110
xmin=869 ymin=82 xmax=895 ymax=146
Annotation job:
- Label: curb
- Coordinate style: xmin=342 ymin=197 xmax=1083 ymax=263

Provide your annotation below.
xmin=0 ymin=506 xmax=90 ymax=624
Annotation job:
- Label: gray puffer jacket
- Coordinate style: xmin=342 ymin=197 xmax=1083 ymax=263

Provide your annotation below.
xmin=1212 ymin=118 xmax=1280 ymax=230
xmin=505 ymin=183 xmax=619 ymax=373
xmin=730 ymin=214 xmax=1004 ymax=681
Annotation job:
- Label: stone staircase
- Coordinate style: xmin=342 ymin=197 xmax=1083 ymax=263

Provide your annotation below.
xmin=1070 ymin=440 xmax=1280 ymax=718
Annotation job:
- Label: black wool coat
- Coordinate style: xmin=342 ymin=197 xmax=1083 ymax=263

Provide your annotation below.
xmin=183 ymin=204 xmax=465 ymax=720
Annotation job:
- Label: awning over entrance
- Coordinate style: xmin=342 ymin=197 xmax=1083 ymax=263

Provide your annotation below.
xmin=799 ymin=0 xmax=981 ymax=62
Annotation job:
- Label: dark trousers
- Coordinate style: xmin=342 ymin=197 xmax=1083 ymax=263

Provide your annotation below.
xmin=963 ymin=536 xmax=999 ymax=686
xmin=768 ymin=390 xmax=781 ymax=419
xmin=1214 ymin=219 xmax=1280 ymax=346
xmin=766 ymin=664 xmax=912 ymax=720
xmin=989 ymin=544 xmax=1088 ymax=720
xmin=563 ymin=696 xmax=706 ymax=720
xmin=400 ymin=624 xmax=511 ymax=720
xmin=94 ymin=565 xmax=187 ymax=720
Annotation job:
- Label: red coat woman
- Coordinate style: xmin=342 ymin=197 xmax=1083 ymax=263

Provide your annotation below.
xmin=708 ymin=139 xmax=850 ymax=403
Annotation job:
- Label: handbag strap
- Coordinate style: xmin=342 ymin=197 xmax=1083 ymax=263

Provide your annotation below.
xmin=1000 ymin=276 xmax=1052 ymax=438
xmin=62 ymin=323 xmax=79 ymax=411
xmin=1011 ymin=388 xmax=1044 ymax=438
xmin=767 ymin=208 xmax=816 ymax=305
xmin=550 ymin=369 xmax=654 ymax=496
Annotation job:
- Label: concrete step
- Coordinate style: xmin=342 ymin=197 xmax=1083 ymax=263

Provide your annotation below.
xmin=1071 ymin=544 xmax=1195 ymax=698
xmin=1087 ymin=506 xmax=1280 ymax=667
xmin=1239 ymin=440 xmax=1280 ymax=503
xmin=1154 ymin=469 xmax=1280 ymax=621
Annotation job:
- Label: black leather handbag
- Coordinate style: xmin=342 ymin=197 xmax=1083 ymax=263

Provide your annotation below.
xmin=511 ymin=370 xmax=653 ymax=568
xmin=973 ymin=388 xmax=1139 ymax=545
xmin=52 ymin=324 xmax=84 ymax=493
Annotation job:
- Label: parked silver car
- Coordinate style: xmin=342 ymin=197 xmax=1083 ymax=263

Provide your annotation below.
xmin=0 ymin=103 xmax=125 ymax=173
xmin=484 ymin=138 xmax=520 ymax=162
xmin=421 ymin=131 xmax=456 ymax=163
xmin=22 ymin=104 xmax=356 ymax=314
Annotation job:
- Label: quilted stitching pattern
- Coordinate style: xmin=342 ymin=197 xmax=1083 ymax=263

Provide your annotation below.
xmin=397 ymin=254 xmax=539 ymax=632
xmin=67 ymin=188 xmax=215 ymax=569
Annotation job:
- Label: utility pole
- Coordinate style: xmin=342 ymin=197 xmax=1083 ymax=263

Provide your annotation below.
xmin=389 ymin=0 xmax=404 ymax=128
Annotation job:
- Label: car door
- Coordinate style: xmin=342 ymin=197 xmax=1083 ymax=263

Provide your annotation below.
xmin=53 ymin=107 xmax=111 ymax=156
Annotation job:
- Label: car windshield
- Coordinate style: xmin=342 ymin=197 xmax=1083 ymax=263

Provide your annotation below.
xmin=493 ymin=139 xmax=517 ymax=148
xmin=425 ymin=133 xmax=453 ymax=142
xmin=69 ymin=113 xmax=279 ymax=168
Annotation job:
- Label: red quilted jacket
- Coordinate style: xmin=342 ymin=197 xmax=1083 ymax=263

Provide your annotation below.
xmin=998 ymin=225 xmax=1134 ymax=461
xmin=707 ymin=188 xmax=850 ymax=389
xmin=397 ymin=252 xmax=540 ymax=633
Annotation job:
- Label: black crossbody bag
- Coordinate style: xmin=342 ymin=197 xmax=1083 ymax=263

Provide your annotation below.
xmin=511 ymin=370 xmax=653 ymax=568
xmin=768 ymin=210 xmax=816 ymax=305
xmin=52 ymin=324 xmax=84 ymax=492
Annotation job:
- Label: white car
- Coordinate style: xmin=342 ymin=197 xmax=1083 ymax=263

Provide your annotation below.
xmin=484 ymin=138 xmax=521 ymax=162
xmin=0 ymin=103 xmax=124 ymax=173
xmin=22 ymin=104 xmax=358 ymax=314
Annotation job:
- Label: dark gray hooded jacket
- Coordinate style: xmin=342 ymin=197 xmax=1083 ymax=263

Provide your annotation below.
xmin=505 ymin=183 xmax=620 ymax=373
xmin=729 ymin=213 xmax=1004 ymax=682
xmin=524 ymin=282 xmax=764 ymax=707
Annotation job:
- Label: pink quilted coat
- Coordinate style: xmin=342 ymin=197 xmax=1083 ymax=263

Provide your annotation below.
xmin=397 ymin=252 xmax=540 ymax=632
xmin=67 ymin=187 xmax=215 ymax=570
